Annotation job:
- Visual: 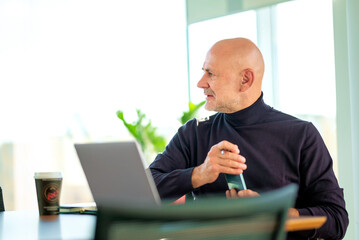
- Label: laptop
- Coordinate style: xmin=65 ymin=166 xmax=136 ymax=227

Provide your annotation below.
xmin=74 ymin=141 xmax=161 ymax=208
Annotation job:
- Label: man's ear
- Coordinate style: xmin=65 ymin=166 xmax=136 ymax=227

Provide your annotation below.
xmin=239 ymin=69 xmax=254 ymax=92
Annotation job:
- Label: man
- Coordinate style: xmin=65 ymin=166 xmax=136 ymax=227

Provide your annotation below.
xmin=149 ymin=38 xmax=348 ymax=239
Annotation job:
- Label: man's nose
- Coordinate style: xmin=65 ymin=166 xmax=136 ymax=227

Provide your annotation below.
xmin=197 ymin=74 xmax=207 ymax=88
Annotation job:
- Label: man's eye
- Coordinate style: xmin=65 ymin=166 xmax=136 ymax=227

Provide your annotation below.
xmin=206 ymin=71 xmax=214 ymax=76
xmin=202 ymin=68 xmax=215 ymax=77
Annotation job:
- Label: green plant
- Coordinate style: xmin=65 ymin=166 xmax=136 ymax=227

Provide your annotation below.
xmin=116 ymin=109 xmax=167 ymax=154
xmin=116 ymin=101 xmax=205 ymax=158
xmin=179 ymin=101 xmax=206 ymax=124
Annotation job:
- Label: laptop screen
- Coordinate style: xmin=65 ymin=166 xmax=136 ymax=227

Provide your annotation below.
xmin=75 ymin=141 xmax=161 ymax=207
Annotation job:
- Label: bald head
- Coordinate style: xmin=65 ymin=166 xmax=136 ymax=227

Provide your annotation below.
xmin=210 ymin=37 xmax=265 ymax=90
xmin=198 ymin=38 xmax=265 ymax=113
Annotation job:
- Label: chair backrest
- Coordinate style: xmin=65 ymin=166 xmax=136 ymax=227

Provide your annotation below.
xmin=0 ymin=186 xmax=5 ymax=212
xmin=95 ymin=184 xmax=298 ymax=240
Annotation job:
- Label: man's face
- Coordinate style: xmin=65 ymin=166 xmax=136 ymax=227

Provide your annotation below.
xmin=197 ymin=49 xmax=242 ymax=113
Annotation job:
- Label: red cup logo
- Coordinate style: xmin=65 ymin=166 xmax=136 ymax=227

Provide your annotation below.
xmin=43 ymin=183 xmax=60 ymax=202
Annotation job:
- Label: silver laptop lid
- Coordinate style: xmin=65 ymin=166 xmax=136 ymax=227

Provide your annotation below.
xmin=75 ymin=141 xmax=161 ymax=207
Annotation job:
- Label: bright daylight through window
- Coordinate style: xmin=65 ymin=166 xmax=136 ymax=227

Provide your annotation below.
xmin=0 ymin=0 xmax=188 ymax=210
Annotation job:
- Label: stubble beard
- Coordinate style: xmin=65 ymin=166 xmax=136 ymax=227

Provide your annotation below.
xmin=204 ymin=99 xmax=230 ymax=113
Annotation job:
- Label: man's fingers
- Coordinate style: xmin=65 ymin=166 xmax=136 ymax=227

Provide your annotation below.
xmin=218 ymin=165 xmax=245 ymax=175
xmin=237 ymin=189 xmax=260 ymax=198
xmin=218 ymin=140 xmax=240 ymax=154
xmin=287 ymin=208 xmax=300 ymax=217
xmin=225 ymin=190 xmax=230 ymax=199
xmin=217 ymin=158 xmax=247 ymax=172
xmin=225 ymin=160 xmax=246 ymax=170
xmin=226 ymin=189 xmax=260 ymax=199
xmin=226 ymin=189 xmax=238 ymax=199
xmin=219 ymin=150 xmax=246 ymax=164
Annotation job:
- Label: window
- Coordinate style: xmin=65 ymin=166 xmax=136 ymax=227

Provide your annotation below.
xmin=0 ymin=0 xmax=188 ymax=210
xmin=275 ymin=0 xmax=337 ymax=173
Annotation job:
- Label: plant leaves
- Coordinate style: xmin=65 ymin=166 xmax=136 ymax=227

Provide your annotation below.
xmin=116 ymin=109 xmax=166 ymax=154
xmin=179 ymin=100 xmax=205 ymax=124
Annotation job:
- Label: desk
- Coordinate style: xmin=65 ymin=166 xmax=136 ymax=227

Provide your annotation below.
xmin=0 ymin=210 xmax=326 ymax=240
xmin=286 ymin=216 xmax=327 ymax=232
xmin=0 ymin=210 xmax=96 ymax=240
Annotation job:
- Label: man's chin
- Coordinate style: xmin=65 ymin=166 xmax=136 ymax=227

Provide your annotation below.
xmin=204 ymin=103 xmax=215 ymax=112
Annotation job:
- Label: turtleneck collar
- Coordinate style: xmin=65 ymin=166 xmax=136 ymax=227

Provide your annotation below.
xmin=223 ymin=92 xmax=270 ymax=127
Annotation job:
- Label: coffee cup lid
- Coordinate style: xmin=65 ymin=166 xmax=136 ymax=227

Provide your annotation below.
xmin=34 ymin=172 xmax=62 ymax=179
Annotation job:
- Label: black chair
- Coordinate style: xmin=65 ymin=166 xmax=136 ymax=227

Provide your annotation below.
xmin=95 ymin=184 xmax=298 ymax=240
xmin=0 ymin=186 xmax=5 ymax=212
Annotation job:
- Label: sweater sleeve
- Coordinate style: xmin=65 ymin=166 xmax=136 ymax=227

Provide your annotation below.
xmin=149 ymin=123 xmax=196 ymax=200
xmin=294 ymin=123 xmax=348 ymax=239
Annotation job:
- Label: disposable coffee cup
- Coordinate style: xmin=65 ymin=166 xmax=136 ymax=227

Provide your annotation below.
xmin=34 ymin=172 xmax=62 ymax=215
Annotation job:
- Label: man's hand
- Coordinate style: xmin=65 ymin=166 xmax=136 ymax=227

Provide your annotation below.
xmin=191 ymin=140 xmax=247 ymax=188
xmin=226 ymin=188 xmax=260 ymax=198
xmin=226 ymin=189 xmax=300 ymax=218
xmin=287 ymin=208 xmax=300 ymax=217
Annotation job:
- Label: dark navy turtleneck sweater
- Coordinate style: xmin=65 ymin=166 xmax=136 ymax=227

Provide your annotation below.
xmin=149 ymin=94 xmax=348 ymax=240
